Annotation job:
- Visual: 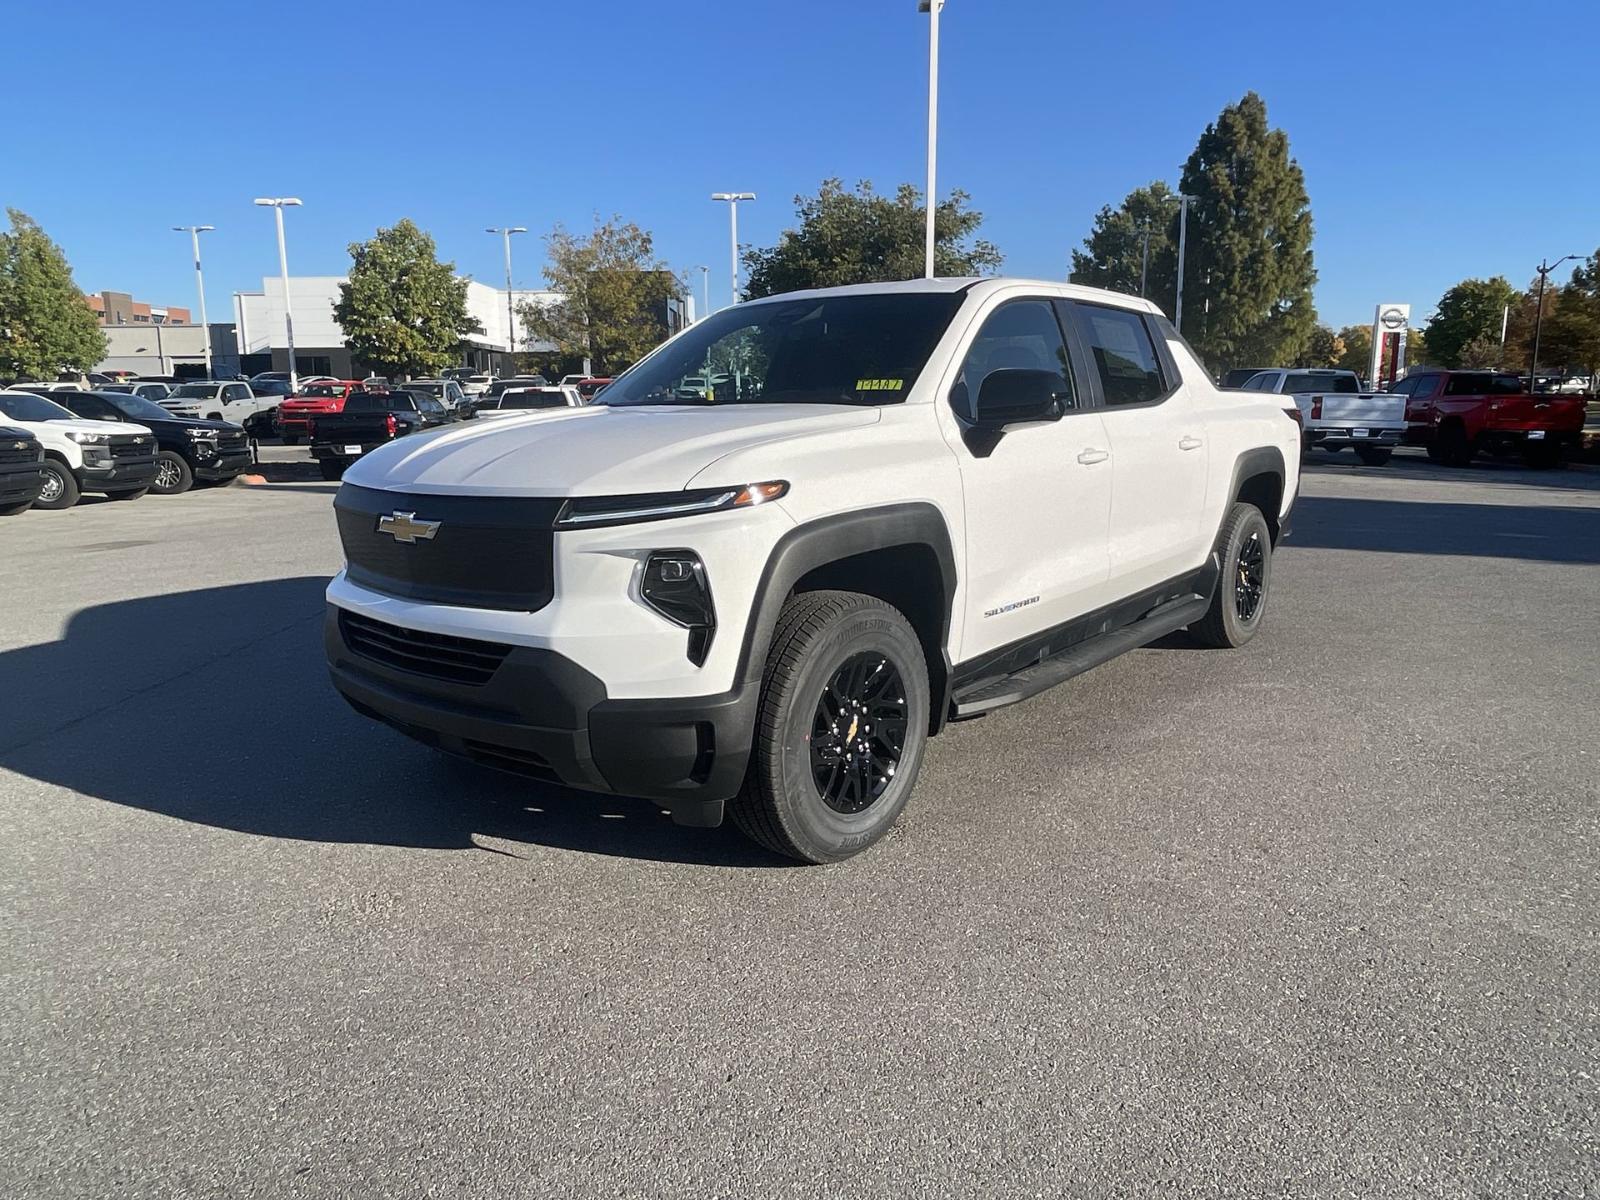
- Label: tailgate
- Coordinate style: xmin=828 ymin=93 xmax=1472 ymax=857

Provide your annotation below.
xmin=313 ymin=417 xmax=392 ymax=444
xmin=1487 ymin=396 xmax=1586 ymax=432
xmin=1307 ymin=393 xmax=1406 ymax=427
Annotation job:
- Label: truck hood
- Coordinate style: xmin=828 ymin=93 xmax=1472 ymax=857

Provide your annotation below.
xmin=40 ymin=417 xmax=155 ymax=438
xmin=343 ymin=403 xmax=882 ymax=496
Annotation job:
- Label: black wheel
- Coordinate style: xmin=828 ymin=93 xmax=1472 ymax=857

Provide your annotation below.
xmin=151 ymin=451 xmax=194 ymax=495
xmin=729 ymin=591 xmax=930 ymax=864
xmin=1355 ymin=445 xmax=1392 ymax=466
xmin=0 ymin=500 xmax=31 ymax=517
xmin=1192 ymin=502 xmax=1273 ymax=649
xmin=106 ymin=488 xmax=148 ymax=501
xmin=1322 ymin=444 xmax=1343 ymax=454
xmin=317 ymin=459 xmax=345 ymax=481
xmin=33 ymin=460 xmax=80 ymax=510
xmin=1438 ymin=421 xmax=1474 ymax=466
xmin=1523 ymin=440 xmax=1564 ymax=469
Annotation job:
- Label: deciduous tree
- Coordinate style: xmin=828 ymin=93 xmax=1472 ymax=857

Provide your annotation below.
xmin=1069 ymin=182 xmax=1179 ymax=301
xmin=520 ymin=216 xmax=681 ymax=376
xmin=1423 ymin=276 xmax=1519 ymax=367
xmin=334 ymin=219 xmax=481 ymax=379
xmin=742 ymin=179 xmax=1001 ymax=300
xmin=0 ymin=209 xmax=106 ymax=380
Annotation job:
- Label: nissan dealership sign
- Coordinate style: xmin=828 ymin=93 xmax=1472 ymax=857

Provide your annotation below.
xmin=1369 ymin=302 xmax=1412 ymax=387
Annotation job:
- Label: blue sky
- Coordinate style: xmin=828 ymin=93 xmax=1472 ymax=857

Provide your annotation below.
xmin=5 ymin=0 xmax=1596 ymax=330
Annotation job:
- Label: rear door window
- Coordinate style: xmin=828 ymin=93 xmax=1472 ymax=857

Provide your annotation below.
xmin=1070 ymin=303 xmax=1170 ymax=406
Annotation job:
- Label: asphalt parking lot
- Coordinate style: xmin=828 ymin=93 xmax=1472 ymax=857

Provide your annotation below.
xmin=3 ymin=447 xmax=1598 ymax=1198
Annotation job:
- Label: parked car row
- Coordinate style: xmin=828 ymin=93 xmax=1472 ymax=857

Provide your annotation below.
xmin=1228 ymin=366 xmax=1589 ymax=468
xmin=0 ymin=386 xmax=253 ymax=513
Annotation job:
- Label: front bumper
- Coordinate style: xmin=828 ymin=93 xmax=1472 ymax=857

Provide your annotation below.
xmin=79 ymin=458 xmax=159 ymax=492
xmin=324 ymin=606 xmax=756 ymax=825
xmin=0 ymin=465 xmax=45 ymax=507
xmin=194 ymin=449 xmax=253 ymax=480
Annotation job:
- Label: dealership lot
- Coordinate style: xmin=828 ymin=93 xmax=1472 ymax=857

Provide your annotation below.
xmin=3 ymin=450 xmax=1598 ymax=1196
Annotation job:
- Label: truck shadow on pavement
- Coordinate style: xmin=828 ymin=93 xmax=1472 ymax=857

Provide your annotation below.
xmin=0 ymin=577 xmax=787 ymax=867
xmin=1287 ymin=496 xmax=1600 ymax=563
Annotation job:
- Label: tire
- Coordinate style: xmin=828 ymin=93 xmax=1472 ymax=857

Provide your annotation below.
xmin=106 ymin=488 xmax=148 ymax=501
xmin=1425 ymin=442 xmax=1445 ymax=462
xmin=318 ymin=459 xmax=345 ymax=481
xmin=151 ymin=450 xmax=194 ymax=495
xmin=282 ymin=435 xmax=299 ymax=446
xmin=33 ymin=460 xmax=80 ymax=510
xmin=1322 ymin=444 xmax=1343 ymax=454
xmin=1191 ymin=502 xmax=1273 ymax=649
xmin=1355 ymin=445 xmax=1392 ymax=466
xmin=0 ymin=500 xmax=31 ymax=517
xmin=1438 ymin=421 xmax=1475 ymax=467
xmin=1523 ymin=440 xmax=1564 ymax=469
xmin=729 ymin=591 xmax=931 ymax=864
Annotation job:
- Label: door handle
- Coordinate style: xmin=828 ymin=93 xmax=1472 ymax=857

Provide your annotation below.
xmin=1077 ymin=448 xmax=1109 ymax=465
xmin=1179 ymin=436 xmax=1204 ymax=451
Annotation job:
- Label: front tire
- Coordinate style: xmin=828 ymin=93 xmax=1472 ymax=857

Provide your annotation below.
xmin=730 ymin=591 xmax=931 ymax=864
xmin=0 ymin=500 xmax=31 ymax=517
xmin=1438 ymin=421 xmax=1474 ymax=466
xmin=34 ymin=461 xmax=80 ymax=510
xmin=1355 ymin=445 xmax=1392 ymax=466
xmin=152 ymin=451 xmax=194 ymax=495
xmin=1192 ymin=502 xmax=1273 ymax=649
xmin=317 ymin=459 xmax=345 ymax=481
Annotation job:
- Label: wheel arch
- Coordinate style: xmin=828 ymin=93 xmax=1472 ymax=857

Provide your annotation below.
xmin=736 ymin=503 xmax=958 ymax=735
xmin=1226 ymin=446 xmax=1287 ymax=543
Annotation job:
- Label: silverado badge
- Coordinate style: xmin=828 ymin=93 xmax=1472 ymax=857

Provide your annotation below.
xmin=376 ymin=511 xmax=441 ymax=544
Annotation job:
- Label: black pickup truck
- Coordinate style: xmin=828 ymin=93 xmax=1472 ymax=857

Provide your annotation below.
xmin=308 ymin=390 xmax=454 ymax=480
xmin=0 ymin=425 xmax=46 ymax=515
xmin=53 ymin=389 xmax=252 ymax=494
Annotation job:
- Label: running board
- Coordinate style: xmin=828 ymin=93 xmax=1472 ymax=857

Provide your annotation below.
xmin=949 ymin=594 xmax=1210 ymax=719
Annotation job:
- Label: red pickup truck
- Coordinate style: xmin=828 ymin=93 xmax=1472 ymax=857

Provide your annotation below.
xmin=276 ymin=380 xmax=365 ymax=444
xmin=1396 ymin=369 xmax=1587 ymax=466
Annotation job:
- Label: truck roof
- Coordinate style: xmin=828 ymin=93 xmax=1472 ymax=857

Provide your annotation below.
xmin=740 ymin=276 xmax=1164 ymax=315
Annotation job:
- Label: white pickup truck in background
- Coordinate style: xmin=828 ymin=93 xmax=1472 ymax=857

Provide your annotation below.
xmin=1238 ymin=368 xmax=1407 ymax=465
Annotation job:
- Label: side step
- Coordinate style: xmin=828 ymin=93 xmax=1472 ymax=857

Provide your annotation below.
xmin=949 ymin=594 xmax=1210 ymax=720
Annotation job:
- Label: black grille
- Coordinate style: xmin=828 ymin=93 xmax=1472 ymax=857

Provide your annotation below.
xmin=334 ymin=484 xmax=562 ymax=611
xmin=110 ymin=436 xmax=155 ymax=460
xmin=339 ymin=610 xmax=513 ymax=685
xmin=217 ymin=431 xmax=248 ymax=453
xmin=0 ymin=443 xmax=38 ymax=466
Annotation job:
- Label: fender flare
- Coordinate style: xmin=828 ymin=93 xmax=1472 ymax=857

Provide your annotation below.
xmin=734 ymin=502 xmax=958 ymax=695
xmin=1224 ymin=445 xmax=1288 ymax=541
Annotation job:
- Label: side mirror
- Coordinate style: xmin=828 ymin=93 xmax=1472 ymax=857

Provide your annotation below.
xmin=971 ymin=369 xmax=1068 ymax=430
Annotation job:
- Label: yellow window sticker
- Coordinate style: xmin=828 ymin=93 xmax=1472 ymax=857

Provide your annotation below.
xmin=854 ymin=378 xmax=904 ymax=392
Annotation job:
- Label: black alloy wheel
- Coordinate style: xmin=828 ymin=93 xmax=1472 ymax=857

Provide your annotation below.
xmin=809 ymin=652 xmax=910 ymax=814
xmin=1235 ymin=529 xmax=1265 ymax=623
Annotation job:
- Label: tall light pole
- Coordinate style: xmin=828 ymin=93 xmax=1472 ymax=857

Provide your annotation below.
xmin=1137 ymin=223 xmax=1152 ymax=298
xmin=172 ymin=225 xmax=215 ymax=377
xmin=919 ymin=0 xmax=943 ymax=278
xmin=1174 ymin=193 xmax=1192 ymax=332
xmin=695 ymin=266 xmax=710 ymax=321
xmin=1530 ymin=254 xmax=1578 ymax=388
xmin=253 ymin=198 xmax=303 ymax=392
xmin=711 ymin=193 xmax=755 ymax=307
xmin=486 ymin=227 xmax=527 ymax=375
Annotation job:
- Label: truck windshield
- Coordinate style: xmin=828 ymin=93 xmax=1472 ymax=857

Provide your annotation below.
xmin=301 ymin=384 xmax=347 ymax=399
xmin=1284 ymin=372 xmax=1359 ymax=394
xmin=0 ymin=393 xmax=76 ymax=422
xmin=599 ymin=292 xmax=966 ymax=407
xmin=98 ymin=393 xmax=174 ymax=422
xmin=171 ymin=384 xmax=215 ymax=398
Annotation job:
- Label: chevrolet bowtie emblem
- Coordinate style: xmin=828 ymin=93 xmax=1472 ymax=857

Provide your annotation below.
xmin=376 ymin=511 xmax=441 ymax=544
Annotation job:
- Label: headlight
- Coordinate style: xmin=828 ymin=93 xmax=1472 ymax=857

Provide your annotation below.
xmin=555 ymin=480 xmax=788 ymax=529
xmin=185 ymin=427 xmax=218 ymax=439
xmin=66 ymin=431 xmax=110 ymax=445
xmin=641 ymin=551 xmax=715 ymax=665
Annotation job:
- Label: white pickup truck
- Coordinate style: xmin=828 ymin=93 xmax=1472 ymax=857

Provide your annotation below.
xmin=1238 ymin=368 xmax=1406 ymax=465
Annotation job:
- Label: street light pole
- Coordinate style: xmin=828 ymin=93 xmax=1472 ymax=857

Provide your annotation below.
xmin=1174 ymin=194 xmax=1192 ymax=331
xmin=486 ymin=227 xmax=527 ymax=375
xmin=711 ymin=193 xmax=755 ymax=306
xmin=696 ymin=266 xmax=710 ymax=321
xmin=918 ymin=0 xmax=944 ymax=278
xmin=1530 ymin=254 xmax=1578 ymax=388
xmin=1138 ymin=223 xmax=1151 ymax=298
xmin=173 ymin=225 xmax=215 ymax=377
xmin=253 ymin=198 xmax=303 ymax=392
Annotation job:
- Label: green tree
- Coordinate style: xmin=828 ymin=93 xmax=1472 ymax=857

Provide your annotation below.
xmin=1175 ymin=92 xmax=1317 ymax=371
xmin=742 ymin=178 xmax=1001 ymax=299
xmin=1334 ymin=324 xmax=1371 ymax=376
xmin=520 ymin=216 xmax=681 ymax=376
xmin=1422 ymin=276 xmax=1519 ymax=367
xmin=0 ymin=209 xmax=106 ymax=380
xmin=1069 ymin=181 xmax=1179 ymax=300
xmin=1304 ymin=324 xmax=1342 ymax=367
xmin=333 ymin=219 xmax=481 ymax=379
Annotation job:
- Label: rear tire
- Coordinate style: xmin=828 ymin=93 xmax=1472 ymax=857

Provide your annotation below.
xmin=318 ymin=459 xmax=345 ymax=481
xmin=151 ymin=450 xmax=193 ymax=495
xmin=34 ymin=461 xmax=80 ymax=510
xmin=729 ymin=591 xmax=931 ymax=864
xmin=1192 ymin=502 xmax=1273 ymax=649
xmin=282 ymin=435 xmax=299 ymax=446
xmin=1355 ymin=445 xmax=1392 ymax=466
xmin=1523 ymin=440 xmax=1564 ymax=469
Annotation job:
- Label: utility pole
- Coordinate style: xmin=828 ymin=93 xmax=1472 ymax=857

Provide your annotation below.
xmin=1174 ymin=194 xmax=1191 ymax=331
xmin=486 ymin=227 xmax=527 ymax=376
xmin=172 ymin=225 xmax=215 ymax=377
xmin=918 ymin=0 xmax=944 ymax=278
xmin=1530 ymin=254 xmax=1578 ymax=388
